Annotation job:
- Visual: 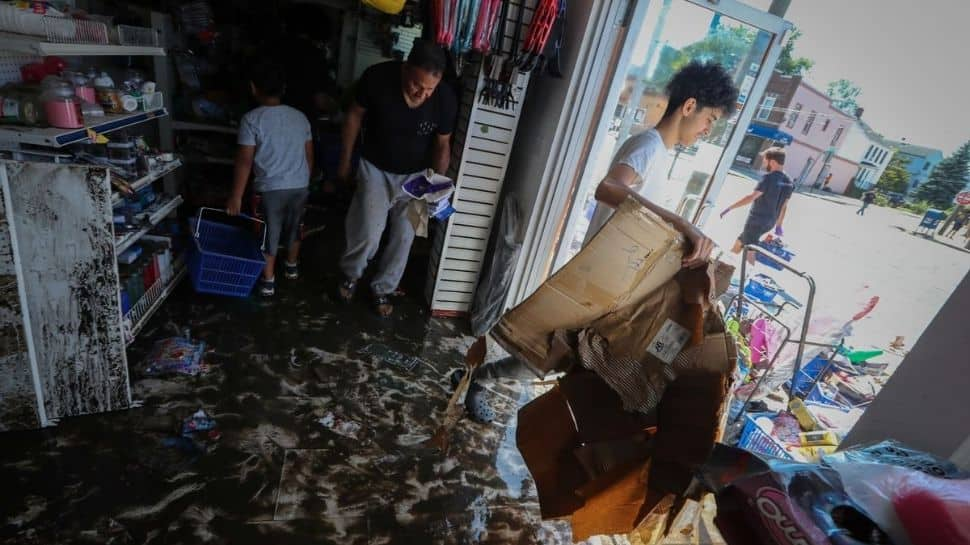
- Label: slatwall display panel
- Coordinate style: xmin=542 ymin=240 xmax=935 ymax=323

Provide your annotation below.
xmin=426 ymin=0 xmax=534 ymax=315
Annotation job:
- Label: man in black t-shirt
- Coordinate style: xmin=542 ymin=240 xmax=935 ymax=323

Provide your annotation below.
xmin=336 ymin=40 xmax=457 ymax=317
xmin=720 ymin=147 xmax=795 ymax=258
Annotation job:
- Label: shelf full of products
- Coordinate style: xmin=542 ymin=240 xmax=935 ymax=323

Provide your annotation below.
xmin=120 ymin=236 xmax=186 ymax=345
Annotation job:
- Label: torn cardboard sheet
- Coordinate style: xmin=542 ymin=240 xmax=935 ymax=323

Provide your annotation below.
xmin=493 ymin=198 xmax=686 ymax=376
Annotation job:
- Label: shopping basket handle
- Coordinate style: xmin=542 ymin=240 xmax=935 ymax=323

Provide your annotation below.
xmin=195 ymin=206 xmax=267 ymax=252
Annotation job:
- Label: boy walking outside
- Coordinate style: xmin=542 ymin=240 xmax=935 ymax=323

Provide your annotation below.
xmin=857 ymin=190 xmax=876 ymax=216
xmin=720 ymin=147 xmax=794 ymax=258
xmin=227 ymin=62 xmax=313 ymax=296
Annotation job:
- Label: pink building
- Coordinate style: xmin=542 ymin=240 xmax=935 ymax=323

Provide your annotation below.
xmin=776 ymin=81 xmax=858 ymax=193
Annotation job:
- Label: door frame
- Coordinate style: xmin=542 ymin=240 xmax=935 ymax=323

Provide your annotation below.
xmin=510 ymin=0 xmax=791 ymax=304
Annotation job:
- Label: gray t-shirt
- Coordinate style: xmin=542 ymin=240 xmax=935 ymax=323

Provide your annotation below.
xmin=238 ymin=105 xmax=312 ymax=192
xmin=585 ymin=129 xmax=672 ymax=243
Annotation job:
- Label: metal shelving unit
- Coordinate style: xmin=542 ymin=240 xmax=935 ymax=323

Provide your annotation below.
xmin=171 ymin=120 xmax=238 ymax=135
xmin=124 ymin=262 xmax=187 ymax=345
xmin=0 ymin=108 xmax=169 ymax=147
xmin=0 ymin=31 xmax=165 ymax=56
xmin=111 ymin=159 xmax=182 ymax=206
xmin=115 ymin=195 xmax=184 ymax=254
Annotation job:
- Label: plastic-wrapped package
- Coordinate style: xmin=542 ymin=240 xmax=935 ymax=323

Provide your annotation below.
xmin=702 ymin=442 xmax=970 ymax=545
xmin=469 ymin=196 xmax=522 ymax=337
xmin=144 ymin=337 xmax=207 ymax=376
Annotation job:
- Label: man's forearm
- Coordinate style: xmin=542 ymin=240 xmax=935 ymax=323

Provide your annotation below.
xmin=432 ymin=141 xmax=450 ymax=174
xmin=340 ymin=113 xmax=362 ymax=168
xmin=596 ymin=179 xmax=691 ymax=233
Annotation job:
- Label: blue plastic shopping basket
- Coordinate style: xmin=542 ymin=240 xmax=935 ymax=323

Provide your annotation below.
xmin=189 ymin=207 xmax=266 ymax=297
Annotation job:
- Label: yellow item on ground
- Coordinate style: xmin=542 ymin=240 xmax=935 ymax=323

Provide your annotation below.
xmin=362 ymin=0 xmax=406 ymax=14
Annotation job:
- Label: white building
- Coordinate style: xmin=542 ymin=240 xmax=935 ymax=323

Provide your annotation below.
xmin=836 ymin=117 xmax=894 ymax=190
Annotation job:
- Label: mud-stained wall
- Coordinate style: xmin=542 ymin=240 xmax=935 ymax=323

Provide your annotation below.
xmin=0 ymin=186 xmax=41 ymax=431
xmin=3 ymin=161 xmax=129 ymax=422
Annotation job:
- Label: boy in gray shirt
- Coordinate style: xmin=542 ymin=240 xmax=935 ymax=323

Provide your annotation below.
xmin=227 ymin=62 xmax=313 ymax=296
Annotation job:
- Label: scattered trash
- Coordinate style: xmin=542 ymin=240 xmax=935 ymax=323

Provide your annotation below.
xmin=318 ymin=412 xmax=361 ymax=440
xmin=162 ymin=408 xmax=220 ymax=460
xmin=360 ymin=343 xmax=422 ymax=373
xmin=144 ymin=337 xmax=208 ymax=376
xmin=181 ymin=409 xmax=217 ymax=436
xmin=889 ymin=335 xmax=906 ymax=350
xmin=427 ymin=517 xmax=455 ymax=538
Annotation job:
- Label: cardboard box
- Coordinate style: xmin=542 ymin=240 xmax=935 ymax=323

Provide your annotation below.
xmin=493 ymin=198 xmax=685 ymax=376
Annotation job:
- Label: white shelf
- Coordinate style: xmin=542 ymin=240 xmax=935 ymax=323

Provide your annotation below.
xmin=115 ymin=194 xmax=183 ymax=255
xmin=111 ymin=159 xmax=182 ymax=206
xmin=0 ymin=108 xmax=169 ymax=147
xmin=185 ymin=155 xmax=234 ymax=166
xmin=0 ymin=31 xmax=165 ymax=56
xmin=171 ymin=121 xmax=238 ymax=135
xmin=124 ymin=263 xmax=187 ymax=345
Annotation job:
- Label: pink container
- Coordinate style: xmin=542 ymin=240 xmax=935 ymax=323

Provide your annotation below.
xmin=75 ymin=85 xmax=96 ymax=104
xmin=44 ymin=99 xmax=83 ymax=129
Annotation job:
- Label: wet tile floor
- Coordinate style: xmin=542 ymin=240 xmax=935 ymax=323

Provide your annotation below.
xmin=0 ymin=231 xmax=586 ymax=545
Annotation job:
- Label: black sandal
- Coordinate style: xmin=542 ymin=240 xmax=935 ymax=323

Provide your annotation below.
xmin=338 ymin=279 xmax=357 ymax=302
xmin=374 ymin=294 xmax=393 ymax=317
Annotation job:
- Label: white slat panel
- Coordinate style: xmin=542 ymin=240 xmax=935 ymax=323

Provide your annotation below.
xmin=447 ymin=235 xmax=489 ymax=251
xmin=459 ymin=176 xmax=501 ymax=192
xmin=454 ymin=198 xmax=496 ymax=215
xmin=434 ymin=290 xmax=475 ymax=304
xmin=439 ymin=257 xmax=481 ymax=272
xmin=440 ymin=269 xmax=481 ymax=282
xmin=444 ymin=246 xmax=485 ymax=261
xmin=431 ymin=300 xmax=475 ymax=313
xmin=437 ymin=279 xmax=477 ymax=292
xmin=471 ymin=122 xmax=513 ymax=140
xmin=467 ymin=138 xmax=509 ymax=155
xmin=476 ymin=110 xmax=517 ymax=131
xmin=462 ymin=162 xmax=504 ymax=180
xmin=429 ymin=0 xmax=535 ymax=314
xmin=458 ymin=188 xmax=501 ymax=206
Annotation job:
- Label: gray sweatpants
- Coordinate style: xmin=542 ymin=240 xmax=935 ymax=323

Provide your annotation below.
xmin=340 ymin=159 xmax=417 ymax=296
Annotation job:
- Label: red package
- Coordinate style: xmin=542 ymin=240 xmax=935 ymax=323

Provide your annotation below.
xmin=893 ymin=475 xmax=970 ymax=545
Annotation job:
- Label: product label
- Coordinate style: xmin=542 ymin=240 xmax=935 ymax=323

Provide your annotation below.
xmin=755 ymin=487 xmax=811 ymax=545
xmin=646 ymin=319 xmax=690 ymax=364
xmin=0 ymin=98 xmax=18 ymax=120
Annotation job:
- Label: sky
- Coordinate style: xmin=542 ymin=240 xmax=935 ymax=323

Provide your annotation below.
xmin=751 ymin=0 xmax=970 ymax=155
xmin=628 ymin=0 xmax=970 ymax=156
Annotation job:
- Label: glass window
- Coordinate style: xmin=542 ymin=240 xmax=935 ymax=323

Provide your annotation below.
xmin=757 ymin=95 xmax=777 ymax=121
xmin=786 ymin=103 xmax=802 ymax=128
xmin=802 ymin=111 xmax=817 ymax=135
xmin=821 ymin=119 xmax=830 ymax=131
xmin=865 ymin=145 xmax=874 ymax=160
xmin=830 ymin=126 xmax=843 ymax=146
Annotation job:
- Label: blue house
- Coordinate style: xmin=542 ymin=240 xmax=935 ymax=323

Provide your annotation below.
xmin=887 ymin=141 xmax=944 ymax=194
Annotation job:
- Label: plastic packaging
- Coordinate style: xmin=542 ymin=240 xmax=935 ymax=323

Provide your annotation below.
xmin=144 ymin=337 xmax=208 ymax=376
xmin=789 ymin=397 xmax=821 ymax=431
xmin=470 ymin=196 xmax=523 ymax=337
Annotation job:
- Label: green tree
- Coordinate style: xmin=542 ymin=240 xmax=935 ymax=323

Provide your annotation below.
xmin=826 ymin=79 xmax=863 ymax=114
xmin=875 ymin=154 xmax=911 ymax=193
xmin=776 ymin=27 xmax=814 ymax=76
xmin=914 ymin=140 xmax=970 ymax=208
xmin=670 ymin=26 xmax=756 ymax=74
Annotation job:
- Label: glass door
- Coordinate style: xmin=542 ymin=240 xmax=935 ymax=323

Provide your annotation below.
xmin=553 ymin=0 xmax=789 ymax=269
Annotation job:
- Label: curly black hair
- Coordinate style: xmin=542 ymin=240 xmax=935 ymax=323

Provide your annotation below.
xmin=250 ymin=60 xmax=286 ymax=98
xmin=663 ymin=61 xmax=738 ymax=120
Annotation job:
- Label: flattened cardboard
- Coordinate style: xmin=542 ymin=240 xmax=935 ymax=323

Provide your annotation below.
xmin=493 ymin=198 xmax=685 ymax=376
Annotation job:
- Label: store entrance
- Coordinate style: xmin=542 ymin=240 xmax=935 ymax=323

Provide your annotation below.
xmin=552 ymin=0 xmax=787 ymax=270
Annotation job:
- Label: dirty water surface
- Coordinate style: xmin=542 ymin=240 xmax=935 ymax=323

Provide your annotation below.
xmin=0 ymin=230 xmax=583 ymax=545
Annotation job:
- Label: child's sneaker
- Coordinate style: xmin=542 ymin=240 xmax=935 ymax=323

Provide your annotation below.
xmin=284 ymin=261 xmax=299 ymax=280
xmin=258 ymin=278 xmax=275 ymax=296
